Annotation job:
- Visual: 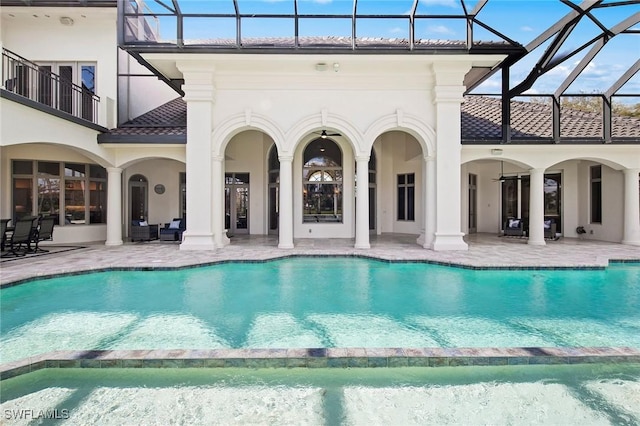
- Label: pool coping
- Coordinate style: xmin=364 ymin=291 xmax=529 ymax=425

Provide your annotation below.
xmin=1 ymin=254 xmax=639 ymax=288
xmin=2 ymin=347 xmax=639 ymax=380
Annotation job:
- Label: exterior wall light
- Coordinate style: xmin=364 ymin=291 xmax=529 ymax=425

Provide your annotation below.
xmin=315 ymin=63 xmax=328 ymax=72
xmin=491 ymin=149 xmax=503 ymax=155
xmin=333 ymin=62 xmax=340 ymax=72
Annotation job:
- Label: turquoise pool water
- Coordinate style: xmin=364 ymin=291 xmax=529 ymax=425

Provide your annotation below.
xmin=2 ymin=365 xmax=640 ymax=424
xmin=1 ymin=258 xmax=639 ymax=363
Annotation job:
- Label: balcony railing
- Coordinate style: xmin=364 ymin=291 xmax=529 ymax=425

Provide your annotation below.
xmin=1 ymin=48 xmax=100 ymax=124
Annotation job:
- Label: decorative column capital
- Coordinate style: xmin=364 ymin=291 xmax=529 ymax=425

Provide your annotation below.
xmin=106 ymin=167 xmax=123 ymax=174
xmin=212 ymin=154 xmax=224 ymax=162
xmin=432 ymin=85 xmax=465 ymax=104
xmin=278 ymin=155 xmax=293 ymax=163
xmin=178 ymin=62 xmax=216 ymax=103
xmin=623 ymin=168 xmax=640 ymax=176
xmin=355 ymin=155 xmax=370 ymax=163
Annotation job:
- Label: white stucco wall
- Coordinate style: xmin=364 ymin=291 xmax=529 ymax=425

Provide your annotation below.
xmin=1 ymin=6 xmax=118 ymax=128
xmin=0 ymin=98 xmax=111 ymax=164
xmin=576 ymin=161 xmax=625 ymax=243
xmin=123 ymin=159 xmax=185 ymax=230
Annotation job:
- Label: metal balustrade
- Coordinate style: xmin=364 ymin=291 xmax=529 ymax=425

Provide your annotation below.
xmin=1 ymin=48 xmax=100 ymax=125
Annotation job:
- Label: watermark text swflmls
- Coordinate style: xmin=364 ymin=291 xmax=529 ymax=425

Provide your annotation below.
xmin=4 ymin=409 xmax=70 ymax=420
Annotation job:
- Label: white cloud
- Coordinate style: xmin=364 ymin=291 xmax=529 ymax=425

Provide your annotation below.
xmin=313 ymin=0 xmax=332 ymax=4
xmin=421 ymin=0 xmax=458 ymax=7
xmin=427 ymin=25 xmax=455 ymax=35
xmin=389 ymin=27 xmax=405 ymax=34
xmin=521 ymin=26 xmax=534 ymax=32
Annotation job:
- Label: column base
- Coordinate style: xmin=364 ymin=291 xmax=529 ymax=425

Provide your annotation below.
xmin=105 ymin=240 xmax=123 ymax=246
xmin=431 ymin=233 xmax=468 ymax=251
xmin=180 ymin=233 xmax=216 ymax=251
xmin=527 ymin=238 xmax=546 ymax=246
xmin=621 ymin=239 xmax=640 ymax=246
xmin=416 ymin=230 xmax=425 ymax=246
xmin=278 ymin=241 xmax=294 ymax=249
xmin=421 ymin=232 xmax=435 ymax=249
xmin=354 ymin=242 xmax=370 ymax=249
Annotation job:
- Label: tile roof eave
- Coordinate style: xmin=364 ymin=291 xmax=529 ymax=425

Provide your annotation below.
xmin=97 ymin=134 xmax=186 ymax=144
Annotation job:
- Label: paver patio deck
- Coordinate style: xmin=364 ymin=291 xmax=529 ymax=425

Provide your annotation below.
xmin=1 ymin=233 xmax=638 ymax=286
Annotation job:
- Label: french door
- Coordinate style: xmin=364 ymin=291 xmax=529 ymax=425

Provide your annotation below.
xmin=225 ymin=173 xmax=249 ymax=235
xmin=501 ymin=173 xmax=562 ymax=233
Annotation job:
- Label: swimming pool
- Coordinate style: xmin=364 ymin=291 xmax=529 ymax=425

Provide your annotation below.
xmin=1 ymin=257 xmax=639 ymax=364
xmin=1 ymin=365 xmax=639 ymax=424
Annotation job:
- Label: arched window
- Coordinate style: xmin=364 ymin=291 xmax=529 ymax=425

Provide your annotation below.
xmin=303 ymin=139 xmax=342 ymax=223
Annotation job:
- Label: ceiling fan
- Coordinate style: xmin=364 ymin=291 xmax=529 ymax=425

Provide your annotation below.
xmin=314 ymin=129 xmax=342 ymax=139
xmin=493 ymin=161 xmax=522 ymax=182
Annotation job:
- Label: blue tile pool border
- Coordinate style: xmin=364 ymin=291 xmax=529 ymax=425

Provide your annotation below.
xmin=2 ymin=254 xmax=639 ymax=288
xmin=2 ymin=347 xmax=639 ymax=380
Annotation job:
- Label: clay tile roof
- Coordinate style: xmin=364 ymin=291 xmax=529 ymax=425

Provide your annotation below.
xmin=105 ymin=98 xmax=187 ymax=138
xmin=101 ymin=95 xmax=640 ymax=142
xmin=461 ymin=96 xmax=640 ymax=140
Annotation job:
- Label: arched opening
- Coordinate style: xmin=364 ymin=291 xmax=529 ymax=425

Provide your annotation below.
xmin=303 ymin=138 xmax=343 ymax=223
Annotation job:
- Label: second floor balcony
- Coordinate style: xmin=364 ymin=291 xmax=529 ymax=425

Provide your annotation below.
xmin=1 ymin=48 xmax=101 ymax=126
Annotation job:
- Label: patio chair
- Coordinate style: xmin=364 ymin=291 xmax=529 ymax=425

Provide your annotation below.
xmin=1 ymin=219 xmax=10 ymax=252
xmin=4 ymin=216 xmax=37 ymax=257
xmin=503 ymin=218 xmax=525 ymax=237
xmin=544 ymin=219 xmax=558 ymax=240
xmin=159 ymin=218 xmax=186 ymax=242
xmin=131 ymin=219 xmax=158 ymax=242
xmin=32 ymin=216 xmax=55 ymax=253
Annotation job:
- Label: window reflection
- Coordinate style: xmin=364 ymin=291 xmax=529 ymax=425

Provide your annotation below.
xmin=303 ymin=139 xmax=343 ymax=223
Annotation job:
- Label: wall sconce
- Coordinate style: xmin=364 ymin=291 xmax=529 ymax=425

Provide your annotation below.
xmin=491 ymin=149 xmax=503 ymax=155
xmin=315 ymin=63 xmax=328 ymax=72
xmin=333 ymin=63 xmax=340 ymax=72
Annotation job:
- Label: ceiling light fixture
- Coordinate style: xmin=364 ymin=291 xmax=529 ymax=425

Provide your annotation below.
xmin=59 ymin=16 xmax=74 ymax=26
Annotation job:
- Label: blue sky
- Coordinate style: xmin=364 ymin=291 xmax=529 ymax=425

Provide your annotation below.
xmin=144 ymin=0 xmax=639 ymax=96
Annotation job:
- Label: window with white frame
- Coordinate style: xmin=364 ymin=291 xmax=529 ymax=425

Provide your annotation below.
xmin=397 ymin=173 xmax=415 ymax=221
xmin=12 ymin=160 xmax=107 ymax=225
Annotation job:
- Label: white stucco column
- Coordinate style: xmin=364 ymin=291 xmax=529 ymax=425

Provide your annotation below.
xmin=622 ymin=168 xmax=640 ymax=246
xmin=178 ymin=63 xmax=216 ymax=251
xmin=528 ymin=167 xmax=546 ymax=246
xmin=431 ymin=64 xmax=468 ymax=251
xmin=425 ymin=156 xmax=437 ymax=249
xmin=212 ymin=155 xmax=229 ymax=248
xmin=278 ymin=155 xmax=294 ymax=249
xmin=355 ymin=155 xmax=371 ymax=249
xmin=105 ymin=167 xmax=123 ymax=246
